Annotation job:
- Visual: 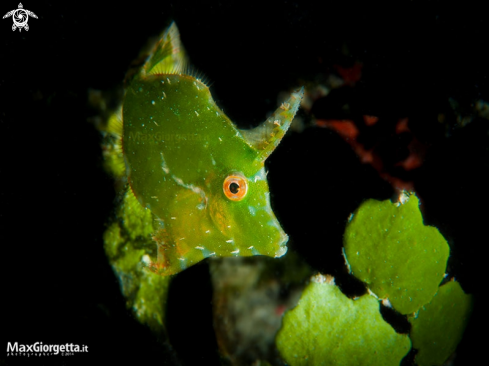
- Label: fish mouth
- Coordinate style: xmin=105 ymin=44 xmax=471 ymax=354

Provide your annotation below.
xmin=274 ymin=231 xmax=289 ymax=258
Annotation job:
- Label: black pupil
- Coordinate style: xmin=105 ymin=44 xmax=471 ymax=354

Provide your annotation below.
xmin=229 ymin=182 xmax=240 ymax=194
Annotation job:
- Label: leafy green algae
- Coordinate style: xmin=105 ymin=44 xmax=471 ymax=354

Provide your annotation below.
xmin=276 ymin=194 xmax=472 ymax=365
xmin=409 ymin=281 xmax=473 ymax=366
xmin=104 ymin=189 xmax=170 ymax=334
xmin=343 ymin=194 xmax=450 ymax=314
xmin=276 ymin=275 xmax=411 ymax=366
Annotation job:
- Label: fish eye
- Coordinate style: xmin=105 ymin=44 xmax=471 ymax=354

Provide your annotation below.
xmin=223 ymin=174 xmax=248 ymax=201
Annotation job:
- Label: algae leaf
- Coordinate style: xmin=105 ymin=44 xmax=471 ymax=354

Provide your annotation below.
xmin=409 ymin=280 xmax=473 ymax=366
xmin=276 ymin=275 xmax=411 ymax=366
xmin=104 ymin=189 xmax=171 ymax=334
xmin=343 ymin=194 xmax=450 ymax=314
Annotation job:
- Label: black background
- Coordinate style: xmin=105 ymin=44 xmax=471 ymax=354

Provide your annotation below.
xmin=1 ymin=1 xmax=488 ymax=365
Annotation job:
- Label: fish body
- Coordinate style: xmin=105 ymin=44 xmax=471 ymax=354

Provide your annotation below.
xmin=101 ymin=22 xmax=303 ymax=276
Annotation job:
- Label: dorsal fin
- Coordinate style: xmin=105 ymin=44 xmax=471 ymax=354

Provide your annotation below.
xmin=240 ymin=87 xmax=304 ymax=161
xmin=143 ymin=22 xmax=188 ymax=76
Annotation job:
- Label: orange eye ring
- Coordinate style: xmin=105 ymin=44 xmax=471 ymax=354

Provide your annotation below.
xmin=223 ymin=174 xmax=248 ymax=201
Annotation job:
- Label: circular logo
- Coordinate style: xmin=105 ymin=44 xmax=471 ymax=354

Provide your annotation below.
xmin=12 ymin=9 xmax=28 ymax=28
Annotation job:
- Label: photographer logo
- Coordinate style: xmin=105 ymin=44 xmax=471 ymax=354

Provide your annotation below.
xmin=6 ymin=342 xmax=88 ymax=357
xmin=3 ymin=3 xmax=37 ymax=31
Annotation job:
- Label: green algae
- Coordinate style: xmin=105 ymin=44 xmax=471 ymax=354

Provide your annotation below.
xmin=104 ymin=188 xmax=170 ymax=334
xmin=343 ymin=194 xmax=450 ymax=314
xmin=409 ymin=281 xmax=474 ymax=366
xmin=276 ymin=275 xmax=411 ymax=366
